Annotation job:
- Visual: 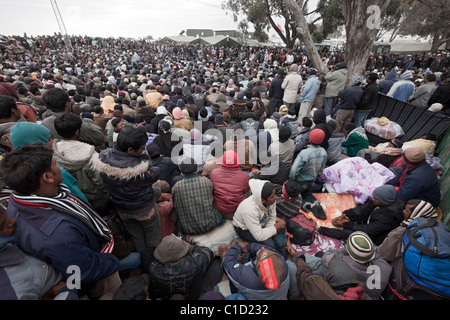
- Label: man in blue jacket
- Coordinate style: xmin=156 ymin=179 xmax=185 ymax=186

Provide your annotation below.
xmin=221 ymin=242 xmax=290 ymax=300
xmin=0 ymin=143 xmax=120 ymax=299
xmin=298 ymin=69 xmax=321 ymax=121
xmin=386 ymin=147 xmax=441 ymax=207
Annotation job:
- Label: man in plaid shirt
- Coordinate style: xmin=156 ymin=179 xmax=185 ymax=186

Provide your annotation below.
xmin=172 ymin=157 xmax=222 ymax=235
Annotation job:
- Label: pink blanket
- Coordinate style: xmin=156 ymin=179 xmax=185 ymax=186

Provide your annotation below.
xmin=321 ymin=157 xmax=396 ymax=205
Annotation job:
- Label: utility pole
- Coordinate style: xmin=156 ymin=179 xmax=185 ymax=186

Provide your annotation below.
xmin=49 ymin=0 xmax=73 ymax=54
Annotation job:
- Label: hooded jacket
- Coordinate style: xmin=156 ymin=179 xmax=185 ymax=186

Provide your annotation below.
xmin=91 ymin=147 xmax=160 ymax=213
xmin=312 ymin=110 xmax=332 ymax=150
xmin=379 ymin=70 xmax=398 ymax=95
xmin=232 ymin=179 xmax=277 ymax=242
xmin=282 ymin=72 xmax=303 ymax=104
xmin=387 ymin=71 xmax=415 ymax=103
xmin=222 ymin=243 xmax=290 ymax=300
xmin=53 ymin=139 xmax=107 ymax=202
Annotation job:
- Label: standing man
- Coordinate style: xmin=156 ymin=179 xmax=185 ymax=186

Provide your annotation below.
xmin=268 ymin=68 xmax=286 ymax=116
xmin=354 ymin=73 xmax=379 ymax=128
xmin=298 ymin=69 xmax=321 ymax=121
xmin=335 ymin=75 xmax=364 ymax=134
xmin=282 ymin=64 xmax=303 ymax=110
xmin=323 ymin=62 xmax=348 ymax=116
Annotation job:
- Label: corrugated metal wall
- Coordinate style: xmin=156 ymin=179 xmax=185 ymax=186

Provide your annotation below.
xmin=437 ymin=126 xmax=450 ymax=227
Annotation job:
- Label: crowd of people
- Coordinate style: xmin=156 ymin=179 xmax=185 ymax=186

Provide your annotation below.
xmin=0 ymin=32 xmax=448 ymax=301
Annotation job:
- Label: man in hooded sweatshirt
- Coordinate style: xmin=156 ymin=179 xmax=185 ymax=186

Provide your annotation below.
xmin=233 ymin=180 xmax=287 ymax=258
xmin=379 ymin=69 xmax=398 ymax=95
xmin=387 ymin=70 xmax=415 ymax=103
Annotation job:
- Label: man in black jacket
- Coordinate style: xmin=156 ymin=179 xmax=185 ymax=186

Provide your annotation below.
xmin=316 ymin=184 xmax=405 ymax=246
xmin=427 ymin=72 xmax=450 ymax=115
xmin=354 ymin=73 xmax=379 ymax=128
xmin=268 ymin=68 xmax=286 ymax=116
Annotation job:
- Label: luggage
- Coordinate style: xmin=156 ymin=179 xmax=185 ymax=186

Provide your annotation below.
xmin=402 ymin=218 xmax=450 ymax=298
xmin=287 ymin=213 xmax=316 ymax=246
xmin=381 ymin=256 xmax=447 ymax=300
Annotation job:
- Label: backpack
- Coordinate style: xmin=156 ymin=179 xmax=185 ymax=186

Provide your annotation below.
xmin=381 ymin=256 xmax=447 ymax=300
xmin=287 ymin=213 xmax=316 ymax=246
xmin=402 ymin=218 xmax=450 ymax=298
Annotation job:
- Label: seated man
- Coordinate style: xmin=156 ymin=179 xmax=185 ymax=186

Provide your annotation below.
xmin=317 ymin=185 xmax=405 ymax=246
xmin=221 ymin=242 xmax=290 ymax=300
xmin=172 ymin=156 xmax=223 ymax=235
xmin=232 ymin=180 xmax=287 ymax=258
xmin=386 ymin=147 xmax=441 ymax=207
xmin=0 ymin=143 xmax=120 ymax=299
xmin=210 ymin=150 xmax=250 ymax=220
xmin=313 ymin=231 xmax=392 ymax=300
xmin=341 ymin=122 xmax=369 ymax=158
xmin=0 ymin=203 xmax=78 ymax=300
xmin=53 ymin=113 xmax=108 ymax=211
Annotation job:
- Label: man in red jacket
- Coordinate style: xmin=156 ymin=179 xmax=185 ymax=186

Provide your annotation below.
xmin=210 ymin=150 xmax=250 ymax=220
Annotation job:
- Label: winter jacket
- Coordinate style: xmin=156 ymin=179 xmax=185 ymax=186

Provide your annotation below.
xmin=387 ymin=80 xmax=415 ymax=103
xmin=7 ymin=196 xmax=119 ymax=286
xmin=341 ymin=198 xmax=405 ymax=246
xmin=210 ymin=166 xmax=250 ymax=215
xmin=357 ymin=82 xmax=379 ymax=112
xmin=269 ymin=76 xmax=285 ymax=100
xmin=409 ymin=82 xmax=437 ymax=108
xmin=143 ymin=245 xmax=214 ymax=299
xmin=299 ymin=75 xmax=321 ymax=103
xmin=324 ymin=69 xmax=348 ymax=98
xmin=326 ymin=133 xmax=345 ymax=165
xmin=151 ymin=156 xmax=179 ymax=186
xmin=427 ymin=83 xmax=450 ymax=111
xmin=224 ymin=139 xmax=257 ymax=171
xmin=91 ymin=147 xmax=160 ymax=213
xmin=315 ymin=247 xmax=391 ymax=300
xmin=52 ymin=139 xmax=107 ymax=203
xmin=290 ymin=145 xmax=327 ymax=183
xmin=222 ymin=243 xmax=290 ymax=300
xmin=379 ymin=70 xmax=398 ymax=95
xmin=312 ymin=110 xmax=333 ymax=150
xmin=337 ymin=84 xmax=363 ymax=110
xmin=386 ymin=162 xmax=441 ymax=207
xmin=281 ymin=116 xmax=300 ymax=140
xmin=282 ymin=72 xmax=303 ymax=104
xmin=232 ymin=179 xmax=277 ymax=242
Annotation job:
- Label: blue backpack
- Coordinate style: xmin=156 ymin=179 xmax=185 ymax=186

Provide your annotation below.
xmin=402 ymin=218 xmax=450 ymax=298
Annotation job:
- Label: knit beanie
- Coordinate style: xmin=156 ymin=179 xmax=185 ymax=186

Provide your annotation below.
xmin=214 ymin=114 xmax=225 ymax=125
xmin=309 ymin=128 xmax=325 ymax=145
xmin=346 ymin=231 xmax=375 ymax=263
xmin=10 ymin=122 xmax=50 ymax=149
xmin=153 ymin=235 xmax=191 ymax=264
xmin=189 ymin=128 xmax=202 ymax=140
xmin=278 ymin=125 xmax=292 ymax=143
xmin=256 ymin=249 xmax=284 ymax=290
xmin=156 ymin=106 xmax=168 ymax=115
xmin=372 ymin=184 xmax=396 ymax=206
xmin=221 ymin=150 xmax=239 ymax=168
xmin=261 ymin=182 xmax=275 ymax=200
xmin=402 ymin=200 xmax=438 ymax=226
xmin=146 ymin=142 xmax=161 ymax=159
xmin=179 ymin=156 xmax=198 ymax=175
xmin=403 ymin=147 xmax=426 ymax=164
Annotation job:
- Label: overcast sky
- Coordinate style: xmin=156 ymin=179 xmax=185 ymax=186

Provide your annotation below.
xmin=0 ymin=0 xmax=261 ymax=39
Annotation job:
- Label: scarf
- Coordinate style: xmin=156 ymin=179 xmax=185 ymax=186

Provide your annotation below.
xmin=12 ymin=185 xmax=114 ymax=253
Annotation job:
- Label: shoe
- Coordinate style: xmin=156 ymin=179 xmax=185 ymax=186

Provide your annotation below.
xmin=310 ymin=204 xmax=327 ymax=220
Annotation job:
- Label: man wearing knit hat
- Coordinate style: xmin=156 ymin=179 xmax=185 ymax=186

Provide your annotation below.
xmin=318 ymin=184 xmax=405 ymax=246
xmin=290 ymin=128 xmax=328 ymax=214
xmin=386 ymin=147 xmax=441 ymax=207
xmin=314 ymin=231 xmax=392 ymax=300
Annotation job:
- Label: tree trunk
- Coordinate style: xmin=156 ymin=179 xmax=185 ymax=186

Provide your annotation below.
xmin=340 ymin=0 xmax=391 ymax=87
xmin=284 ymin=0 xmax=329 ymax=76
